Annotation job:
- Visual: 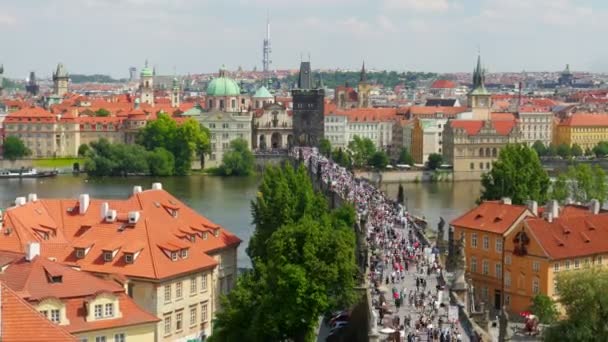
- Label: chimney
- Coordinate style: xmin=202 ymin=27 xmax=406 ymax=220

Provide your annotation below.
xmin=565 ymin=197 xmax=574 ymax=205
xmin=128 ymin=211 xmax=140 ymax=224
xmin=152 ymin=182 xmax=162 ymax=190
xmin=79 ymin=194 xmax=90 ymax=215
xmin=589 ymin=199 xmax=601 ymax=215
xmin=133 ymin=186 xmax=143 ymax=195
xmin=501 ymin=197 xmax=512 ymax=205
xmin=25 ymin=242 xmax=40 ymax=261
xmin=527 ymin=200 xmax=538 ymax=216
xmin=105 ymin=209 xmax=117 ymax=222
xmin=547 ymin=200 xmax=559 ymax=219
xmin=27 ymin=193 xmax=38 ymax=202
xmin=100 ymin=202 xmax=109 ymax=220
xmin=14 ymin=197 xmax=26 ymax=207
xmin=547 ymin=212 xmax=553 ymax=223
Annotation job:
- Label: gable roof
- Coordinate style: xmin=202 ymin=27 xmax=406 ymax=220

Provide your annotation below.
xmin=430 ymin=80 xmax=456 ymax=89
xmin=449 ymin=119 xmax=516 ymax=136
xmin=451 ymin=201 xmax=529 ymax=234
xmin=559 ymin=113 xmax=608 ymax=127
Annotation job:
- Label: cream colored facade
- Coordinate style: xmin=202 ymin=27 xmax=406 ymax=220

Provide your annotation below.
xmin=4 ymin=121 xmax=81 ymax=158
xmin=198 ymin=110 xmax=253 ymax=168
xmin=518 ymin=110 xmax=553 ymax=146
xmin=253 ymin=103 xmax=294 ymax=150
xmin=76 ymin=323 xmax=157 ymax=342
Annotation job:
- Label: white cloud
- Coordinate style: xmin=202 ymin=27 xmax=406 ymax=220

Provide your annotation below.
xmin=383 ymin=0 xmax=453 ymax=12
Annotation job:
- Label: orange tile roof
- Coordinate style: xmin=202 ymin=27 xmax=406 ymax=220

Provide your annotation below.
xmin=450 ymin=119 xmax=517 ymax=136
xmin=1 ymin=282 xmax=76 ymax=342
xmin=430 ymin=80 xmax=456 ymax=89
xmin=491 ymin=112 xmax=516 ymax=121
xmin=5 ymin=106 xmax=57 ymax=123
xmin=559 ymin=113 xmax=608 ymax=127
xmin=450 ymin=201 xmax=529 ymax=234
xmin=1 ymin=188 xmax=241 ymax=281
xmin=525 ymin=213 xmax=608 ymax=260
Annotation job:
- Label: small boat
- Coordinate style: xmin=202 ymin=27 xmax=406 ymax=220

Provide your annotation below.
xmin=0 ymin=168 xmax=58 ymax=179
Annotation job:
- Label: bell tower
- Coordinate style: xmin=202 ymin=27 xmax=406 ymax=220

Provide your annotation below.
xmin=357 ymin=61 xmax=371 ymax=108
xmin=469 ymin=55 xmax=491 ymax=121
xmin=171 ymin=77 xmax=180 ymax=108
xmin=53 ymin=63 xmax=69 ymax=97
xmin=140 ymin=60 xmax=154 ymax=106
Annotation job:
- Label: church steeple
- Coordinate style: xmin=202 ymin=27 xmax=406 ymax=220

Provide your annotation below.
xmin=357 ymin=60 xmax=371 ymax=108
xmin=469 ymin=54 xmax=491 ymax=120
xmin=360 ymin=61 xmax=367 ymax=83
xmin=472 ymin=54 xmax=485 ymax=91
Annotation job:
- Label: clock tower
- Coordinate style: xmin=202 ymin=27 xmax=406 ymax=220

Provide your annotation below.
xmin=469 ymin=55 xmax=491 ymax=121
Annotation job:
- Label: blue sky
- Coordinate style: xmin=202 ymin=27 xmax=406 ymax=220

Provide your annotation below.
xmin=1 ymin=0 xmax=608 ymax=78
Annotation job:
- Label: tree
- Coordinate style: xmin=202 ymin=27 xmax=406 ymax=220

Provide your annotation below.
xmin=347 ymin=136 xmax=376 ymax=168
xmin=565 ymin=164 xmax=607 ymax=203
xmin=77 ymin=143 xmax=90 ymax=157
xmin=585 ymin=147 xmax=594 ymax=157
xmin=84 ymin=139 xmax=149 ymax=176
xmin=571 ymin=143 xmax=583 ymax=157
xmin=546 ymin=143 xmax=558 ymax=157
xmin=2 ymin=136 xmax=31 ymax=161
xmin=530 ymin=294 xmax=558 ymax=324
xmin=368 ymin=151 xmax=388 ymax=170
xmin=593 ymin=141 xmax=608 ymax=157
xmin=557 ymin=143 xmax=572 ymax=159
xmin=220 ymin=138 xmax=255 ymax=176
xmin=319 ymin=138 xmax=332 ymax=158
xmin=94 ymin=108 xmax=110 ymax=117
xmin=398 ymin=148 xmax=414 ymax=165
xmin=427 ymin=153 xmax=443 ymax=170
xmin=332 ymin=148 xmax=352 ymax=169
xmin=480 ymin=144 xmax=550 ymax=205
xmin=532 ymin=140 xmax=546 ymax=157
xmin=544 ymin=268 xmax=608 ymax=342
xmin=550 ymin=174 xmax=569 ymax=203
xmin=147 ymin=147 xmax=175 ymax=176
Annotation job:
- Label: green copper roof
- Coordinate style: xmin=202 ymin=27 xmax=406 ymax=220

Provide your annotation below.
xmin=207 ymin=72 xmax=240 ymax=97
xmin=141 ymin=67 xmax=153 ymax=77
xmin=253 ymin=86 xmax=272 ymax=98
xmin=470 ymin=86 xmax=489 ymax=96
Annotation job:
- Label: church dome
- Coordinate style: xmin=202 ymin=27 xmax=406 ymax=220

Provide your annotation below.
xmin=253 ymin=85 xmax=272 ymax=98
xmin=141 ymin=67 xmax=153 ymax=77
xmin=206 ymin=65 xmax=240 ymax=97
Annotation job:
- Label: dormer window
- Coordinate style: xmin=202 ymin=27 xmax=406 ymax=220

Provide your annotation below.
xmin=202 ymin=232 xmax=208 ymax=240
xmin=75 ymin=248 xmax=85 ymax=259
xmin=124 ymin=253 xmax=134 ymax=264
xmin=171 ymin=252 xmax=178 ymax=261
xmin=103 ymin=251 xmax=113 ymax=262
xmin=214 ymin=229 xmax=220 ymax=238
xmin=189 ymin=234 xmax=196 ymax=242
xmin=50 ymin=275 xmax=62 ymax=283
xmin=181 ymin=249 xmax=188 ymax=259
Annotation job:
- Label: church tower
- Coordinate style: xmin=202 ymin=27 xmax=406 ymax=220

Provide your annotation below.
xmin=357 ymin=61 xmax=371 ymax=108
xmin=469 ymin=55 xmax=491 ymax=121
xmin=171 ymin=77 xmax=180 ymax=108
xmin=140 ymin=60 xmax=154 ymax=106
xmin=0 ymin=64 xmax=4 ymax=97
xmin=292 ymin=61 xmax=325 ymax=147
xmin=52 ymin=63 xmax=69 ymax=97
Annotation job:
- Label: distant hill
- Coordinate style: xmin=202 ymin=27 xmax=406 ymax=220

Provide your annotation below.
xmin=70 ymin=74 xmax=126 ymax=83
xmin=1 ymin=78 xmax=24 ymax=90
xmin=282 ymin=71 xmax=438 ymax=89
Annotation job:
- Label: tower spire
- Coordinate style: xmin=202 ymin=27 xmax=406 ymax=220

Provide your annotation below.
xmin=360 ymin=61 xmax=367 ymax=82
xmin=262 ymin=12 xmax=272 ymax=86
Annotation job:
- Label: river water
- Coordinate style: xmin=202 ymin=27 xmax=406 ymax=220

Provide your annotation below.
xmin=0 ymin=176 xmax=482 ymax=268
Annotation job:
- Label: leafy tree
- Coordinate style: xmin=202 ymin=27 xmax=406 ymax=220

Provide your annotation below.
xmin=137 ymin=114 xmax=178 ymax=151
xmin=546 ymin=143 xmax=558 ymax=157
xmin=480 ymin=144 xmax=550 ymax=205
xmin=544 ymin=268 xmax=608 ymax=342
xmin=571 ymin=143 xmax=583 ymax=157
xmin=347 ymin=136 xmax=376 ymax=168
xmin=427 ymin=153 xmax=443 ymax=170
xmin=319 ymin=138 xmax=332 ymax=158
xmin=593 ymin=141 xmax=608 ymax=157
xmin=398 ymin=148 xmax=414 ymax=165
xmin=530 ymin=294 xmax=558 ymax=324
xmin=585 ymin=147 xmax=594 ymax=157
xmin=566 ymin=164 xmax=606 ymax=203
xmin=84 ymin=139 xmax=149 ymax=176
xmin=220 ymin=138 xmax=255 ymax=176
xmin=332 ymin=148 xmax=352 ymax=169
xmin=532 ymin=140 xmax=546 ymax=157
xmin=2 ymin=136 xmax=31 ymax=161
xmin=368 ymin=151 xmax=388 ymax=170
xmin=557 ymin=143 xmax=572 ymax=159
xmin=147 ymin=147 xmax=175 ymax=176
xmin=94 ymin=108 xmax=110 ymax=117
xmin=550 ymin=174 xmax=569 ymax=203
xmin=77 ymin=143 xmax=90 ymax=157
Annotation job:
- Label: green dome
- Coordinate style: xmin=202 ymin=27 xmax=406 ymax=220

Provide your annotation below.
xmin=206 ymin=66 xmax=241 ymax=97
xmin=141 ymin=67 xmax=153 ymax=77
xmin=253 ymin=86 xmax=272 ymax=98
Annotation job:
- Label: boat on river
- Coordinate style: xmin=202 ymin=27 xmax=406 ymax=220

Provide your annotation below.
xmin=0 ymin=168 xmax=58 ymax=179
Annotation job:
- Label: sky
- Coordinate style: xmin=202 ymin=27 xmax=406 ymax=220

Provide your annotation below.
xmin=1 ymin=0 xmax=608 ymax=78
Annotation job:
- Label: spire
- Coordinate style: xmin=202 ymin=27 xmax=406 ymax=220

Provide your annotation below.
xmin=360 ymin=61 xmax=367 ymax=82
xmin=318 ymin=72 xmax=324 ymax=89
xmin=219 ymin=64 xmax=227 ymax=77
xmin=0 ymin=64 xmax=3 ymax=74
xmin=472 ymin=54 xmax=485 ymax=90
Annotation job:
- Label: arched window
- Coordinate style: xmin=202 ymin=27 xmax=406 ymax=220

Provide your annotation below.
xmin=219 ymin=99 xmax=224 ymax=109
xmin=479 ymin=148 xmax=484 ymax=157
xmin=492 ymin=148 xmax=498 ymax=157
xmin=485 ymin=147 xmax=491 ymax=156
xmin=208 ymin=100 xmax=212 ymax=108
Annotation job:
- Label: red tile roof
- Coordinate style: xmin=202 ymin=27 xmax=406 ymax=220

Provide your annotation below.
xmin=327 ymin=107 xmax=399 ymax=122
xmin=0 ymin=188 xmax=241 ymax=281
xmin=408 ymin=106 xmax=467 ymax=118
xmin=450 ymin=119 xmax=517 ymax=136
xmin=451 ymin=201 xmax=529 ymax=234
xmin=1 ymin=282 xmax=76 ymax=341
xmin=559 ymin=113 xmax=608 ymax=127
xmin=5 ymin=106 xmax=57 ymax=123
xmin=430 ymin=80 xmax=456 ymax=89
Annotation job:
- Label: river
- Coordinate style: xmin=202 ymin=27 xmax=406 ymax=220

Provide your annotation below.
xmin=0 ymin=175 xmax=482 ymax=268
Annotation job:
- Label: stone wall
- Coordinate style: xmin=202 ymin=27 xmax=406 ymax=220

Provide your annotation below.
xmin=0 ymin=159 xmax=34 ymax=169
xmin=355 ymin=170 xmax=453 ymax=183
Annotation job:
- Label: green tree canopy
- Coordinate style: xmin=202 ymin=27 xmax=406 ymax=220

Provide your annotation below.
xmin=319 ymin=138 xmax=332 ymax=158
xmin=332 ymin=148 xmax=352 ymax=169
xmin=84 ymin=139 xmax=149 ymax=176
xmin=546 ymin=143 xmax=558 ymax=157
xmin=480 ymin=144 xmax=550 ymax=205
xmin=550 ymin=174 xmax=569 ymax=203
xmin=557 ymin=143 xmax=572 ymax=159
xmin=593 ymin=141 xmax=608 ymax=157
xmin=3 ymin=136 xmax=31 ymax=161
xmin=530 ymin=294 xmax=558 ymax=324
xmin=219 ymin=138 xmax=255 ymax=176
xmin=532 ymin=140 xmax=547 ymax=157
xmin=94 ymin=108 xmax=110 ymax=117
xmin=427 ymin=153 xmax=443 ymax=170
xmin=544 ymin=268 xmax=608 ymax=342
xmin=571 ymin=143 xmax=583 ymax=157
xmin=347 ymin=136 xmax=376 ymax=168
xmin=398 ymin=148 xmax=414 ymax=165
xmin=77 ymin=143 xmax=90 ymax=157
xmin=369 ymin=151 xmax=389 ymax=170
xmin=147 ymin=147 xmax=175 ymax=176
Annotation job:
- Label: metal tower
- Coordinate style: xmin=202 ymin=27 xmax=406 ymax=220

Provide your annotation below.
xmin=262 ymin=14 xmax=272 ymax=84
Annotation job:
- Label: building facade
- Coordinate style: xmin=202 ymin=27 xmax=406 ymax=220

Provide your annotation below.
xmin=517 ymin=107 xmax=553 ymax=147
xmin=292 ymin=62 xmax=325 ymax=147
xmin=253 ymin=102 xmax=293 ymax=150
xmin=554 ymin=113 xmax=608 ymax=150
xmin=53 ymin=63 xmax=69 ymax=97
xmin=411 ymin=117 xmax=448 ymax=164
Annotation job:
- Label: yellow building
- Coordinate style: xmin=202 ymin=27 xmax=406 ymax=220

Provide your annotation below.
xmin=554 ymin=113 xmax=608 ymax=150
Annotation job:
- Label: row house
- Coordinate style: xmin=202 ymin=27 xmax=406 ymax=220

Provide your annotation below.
xmin=554 ymin=113 xmax=608 ymax=150
xmin=324 ymin=108 xmax=398 ymax=150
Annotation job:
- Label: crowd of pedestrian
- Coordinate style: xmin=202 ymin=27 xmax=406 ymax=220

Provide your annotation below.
xmin=293 ymin=147 xmax=465 ymax=342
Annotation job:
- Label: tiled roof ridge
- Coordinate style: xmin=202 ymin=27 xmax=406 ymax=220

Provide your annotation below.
xmin=143 ymin=218 xmax=159 ymax=279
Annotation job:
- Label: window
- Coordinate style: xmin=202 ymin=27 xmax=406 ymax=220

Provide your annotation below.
xmin=554 ymin=263 xmax=560 ymax=272
xmin=505 ymin=254 xmax=511 ymax=265
xmin=481 ymin=286 xmax=488 ymax=300
xmin=505 ymin=272 xmax=511 ymax=288
xmin=532 ymin=278 xmax=540 ymax=294
xmin=495 ymin=263 xmax=502 ymax=279
xmin=479 ymin=162 xmax=484 ymax=170
xmin=114 ymin=334 xmax=125 ymax=342
xmin=482 ymin=260 xmax=489 ymax=275
xmin=176 ymin=311 xmax=183 ymax=331
xmin=505 ymin=294 xmax=511 ymax=305
xmin=75 ymin=248 xmax=85 ymax=259
xmin=482 ymin=236 xmax=489 ymax=250
xmin=496 ymin=238 xmax=503 ymax=252
xmin=164 ymin=315 xmax=172 ymax=335
xmin=202 ymin=232 xmax=208 ymax=240
xmin=171 ymin=252 xmax=178 ymax=261
xmin=584 ymin=258 xmax=590 ymax=268
xmin=565 ymin=260 xmax=571 ymax=269
xmin=80 ymin=339 xmax=88 ymax=342
xmin=190 ymin=306 xmax=197 ymax=326
xmin=201 ymin=302 xmax=208 ymax=322
xmin=532 ymin=261 xmax=540 ymax=272
xmin=124 ymin=253 xmax=134 ymax=264
xmin=103 ymin=251 xmax=113 ymax=262
xmin=471 ymin=256 xmax=477 ymax=273
xmin=50 ymin=309 xmax=60 ymax=323
xmin=176 ymin=282 xmax=183 ymax=299
xmin=574 ymin=259 xmax=580 ymax=269
xmin=190 ymin=277 xmax=197 ymax=295
xmin=470 ymin=163 xmax=474 ymax=170
xmin=181 ymin=249 xmax=188 ymax=259
xmin=104 ymin=303 xmax=114 ymax=317
xmin=164 ymin=285 xmax=171 ymax=302
xmin=598 ymin=255 xmax=603 ymax=265
xmin=201 ymin=274 xmax=208 ymax=292
xmin=94 ymin=304 xmax=103 ymax=319
xmin=471 ymin=233 xmax=478 ymax=248
xmin=95 ymin=337 xmax=106 ymax=342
